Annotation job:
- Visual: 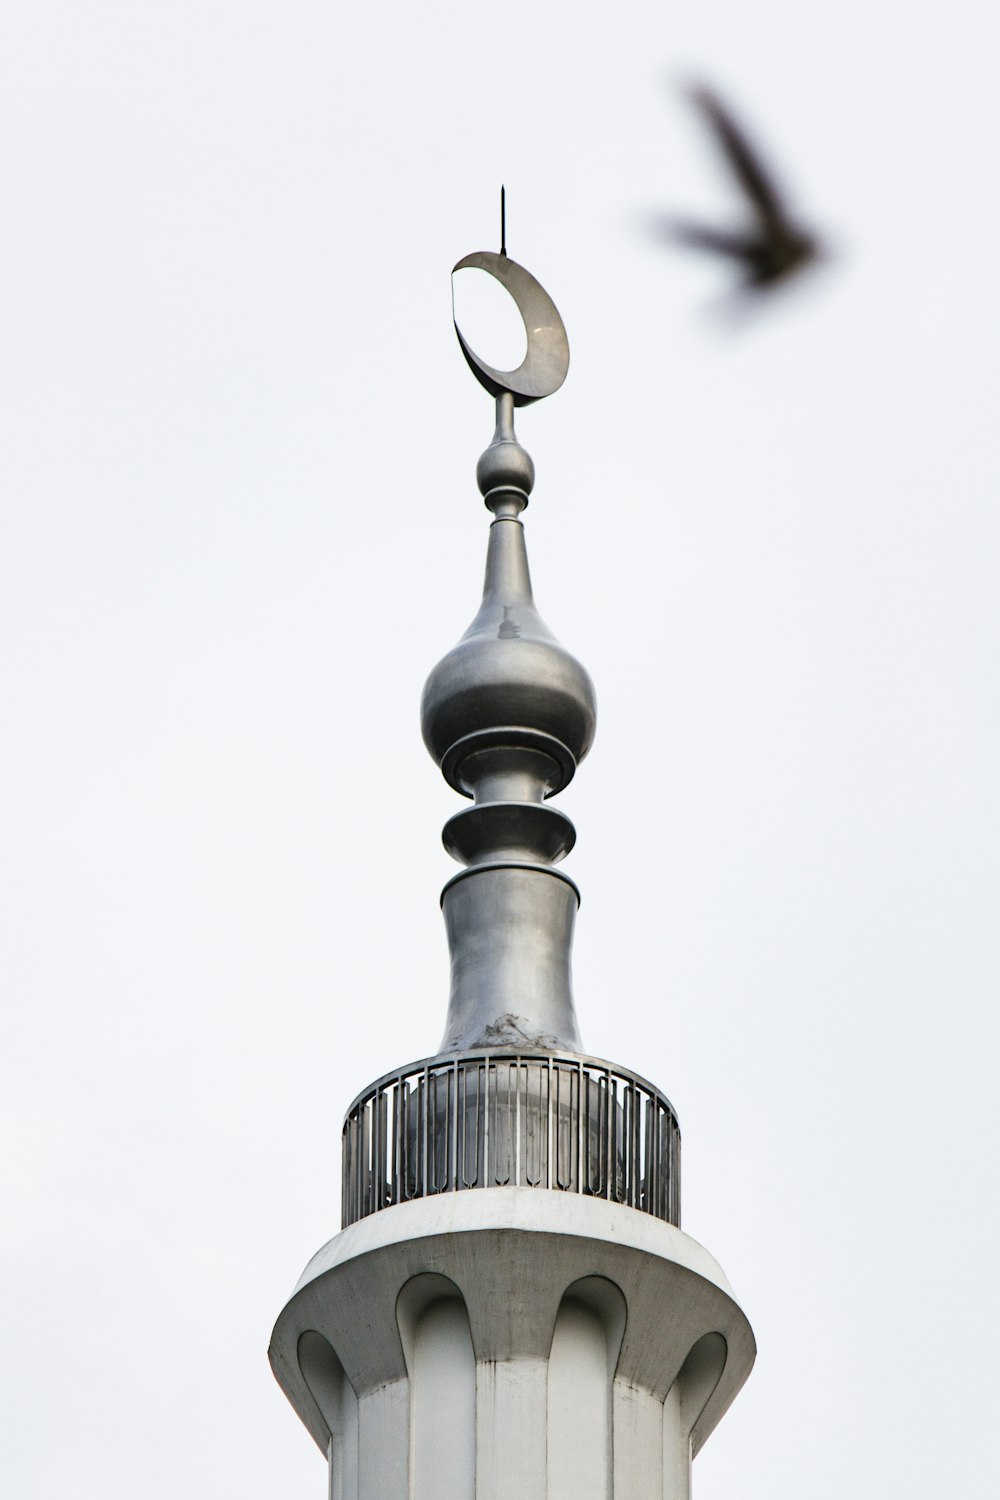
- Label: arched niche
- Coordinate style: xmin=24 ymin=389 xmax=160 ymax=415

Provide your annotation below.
xmin=297 ymin=1331 xmax=359 ymax=1500
xmin=678 ymin=1331 xmax=727 ymax=1437
xmin=396 ymin=1273 xmax=476 ymax=1500
xmin=547 ymin=1276 xmax=627 ymax=1500
xmin=663 ymin=1331 xmax=728 ymax=1496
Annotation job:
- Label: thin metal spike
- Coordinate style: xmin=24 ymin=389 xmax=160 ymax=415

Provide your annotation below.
xmin=500 ymin=184 xmax=506 ymax=257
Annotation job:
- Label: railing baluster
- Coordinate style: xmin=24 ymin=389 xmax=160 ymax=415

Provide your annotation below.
xmin=421 ymin=1064 xmax=429 ymax=1200
xmin=514 ymin=1057 xmax=522 ymax=1188
xmin=605 ymin=1071 xmax=613 ymax=1203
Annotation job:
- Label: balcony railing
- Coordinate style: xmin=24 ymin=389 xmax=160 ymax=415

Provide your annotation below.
xmin=341 ymin=1050 xmax=681 ymax=1229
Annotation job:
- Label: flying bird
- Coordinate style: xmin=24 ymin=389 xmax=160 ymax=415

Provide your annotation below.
xmin=658 ymin=85 xmax=822 ymax=294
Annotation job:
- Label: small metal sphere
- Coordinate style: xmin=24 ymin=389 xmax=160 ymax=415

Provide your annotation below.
xmin=476 ymin=437 xmax=535 ymax=499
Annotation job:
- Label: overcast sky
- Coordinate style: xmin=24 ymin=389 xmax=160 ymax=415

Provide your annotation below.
xmin=3 ymin=2 xmax=999 ymax=1496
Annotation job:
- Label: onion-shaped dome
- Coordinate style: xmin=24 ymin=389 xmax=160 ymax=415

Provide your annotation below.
xmin=421 ymin=520 xmax=596 ymax=797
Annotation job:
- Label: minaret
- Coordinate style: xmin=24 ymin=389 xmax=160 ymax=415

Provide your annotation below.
xmin=269 ymin=243 xmax=755 ymax=1499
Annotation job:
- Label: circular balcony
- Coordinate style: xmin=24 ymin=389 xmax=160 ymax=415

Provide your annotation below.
xmin=341 ymin=1050 xmax=681 ymax=1229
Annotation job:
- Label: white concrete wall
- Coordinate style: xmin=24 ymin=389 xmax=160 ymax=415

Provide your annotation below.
xmin=547 ymin=1278 xmax=626 ymax=1500
xmin=397 ymin=1275 xmax=476 ymax=1500
xmin=477 ymin=1357 xmax=547 ymax=1500
xmin=548 ymin=1299 xmax=610 ymax=1500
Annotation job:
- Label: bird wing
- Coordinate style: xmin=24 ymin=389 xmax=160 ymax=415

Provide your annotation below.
xmin=652 ymin=216 xmax=761 ymax=262
xmin=689 ymin=86 xmax=787 ymax=226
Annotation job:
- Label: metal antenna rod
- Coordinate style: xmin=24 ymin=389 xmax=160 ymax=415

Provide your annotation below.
xmin=500 ymin=184 xmax=507 ymax=257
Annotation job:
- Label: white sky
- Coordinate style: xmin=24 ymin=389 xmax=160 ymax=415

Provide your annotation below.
xmin=2 ymin=2 xmax=998 ymax=1496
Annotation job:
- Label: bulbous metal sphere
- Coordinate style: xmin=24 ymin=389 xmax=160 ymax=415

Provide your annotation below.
xmin=421 ymin=513 xmax=596 ymax=795
xmin=421 ymin=633 xmax=597 ymax=784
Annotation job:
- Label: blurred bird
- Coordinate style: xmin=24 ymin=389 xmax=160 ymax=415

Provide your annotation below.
xmin=658 ymin=85 xmax=822 ymax=293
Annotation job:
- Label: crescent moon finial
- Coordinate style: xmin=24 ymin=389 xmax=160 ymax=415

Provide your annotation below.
xmin=451 ymin=250 xmax=569 ymax=407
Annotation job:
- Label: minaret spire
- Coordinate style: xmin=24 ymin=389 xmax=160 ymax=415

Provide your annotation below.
xmin=422 ymin=254 xmax=594 ymax=1051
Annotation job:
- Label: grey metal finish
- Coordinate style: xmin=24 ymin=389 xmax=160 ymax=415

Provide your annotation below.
xmin=475 ymin=391 xmax=535 ymax=506
xmin=421 ymin=300 xmax=600 ymax=1057
xmin=341 ymin=1049 xmax=682 ymax=1230
xmin=440 ymin=864 xmax=581 ymax=1051
xmin=420 ymin=494 xmax=596 ymax=784
xmin=452 ymin=250 xmax=569 ymax=406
